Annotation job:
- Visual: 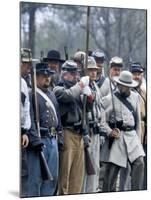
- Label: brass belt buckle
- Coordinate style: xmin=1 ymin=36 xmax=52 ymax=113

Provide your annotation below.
xmin=50 ymin=127 xmax=56 ymax=136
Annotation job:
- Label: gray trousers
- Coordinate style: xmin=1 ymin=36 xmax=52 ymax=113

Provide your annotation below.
xmin=103 ymin=156 xmax=144 ymax=192
xmin=119 ymin=162 xmax=131 ymax=191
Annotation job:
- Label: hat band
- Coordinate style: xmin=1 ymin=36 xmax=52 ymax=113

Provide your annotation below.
xmin=110 ymin=63 xmax=123 ymax=68
xmin=131 ymin=68 xmax=143 ymax=73
xmin=119 ymin=78 xmax=132 ymax=84
xmin=36 ymin=69 xmax=54 ymax=74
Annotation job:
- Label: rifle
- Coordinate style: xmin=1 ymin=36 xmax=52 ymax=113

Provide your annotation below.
xmin=30 ymin=60 xmax=53 ymax=181
xmin=85 ymin=6 xmax=90 ymax=72
xmin=40 ymin=50 xmax=44 ymax=63
xmin=82 ymin=6 xmax=95 ymax=175
xmin=82 ymin=94 xmax=96 ymax=175
xmin=108 ymin=78 xmax=120 ymax=148
xmin=64 ymin=46 xmax=68 ymax=60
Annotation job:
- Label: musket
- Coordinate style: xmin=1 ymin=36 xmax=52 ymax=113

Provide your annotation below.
xmin=64 ymin=46 xmax=68 ymax=60
xmin=85 ymin=6 xmax=90 ymax=73
xmin=82 ymin=6 xmax=95 ymax=175
xmin=30 ymin=59 xmax=53 ymax=181
xmin=82 ymin=90 xmax=95 ymax=175
xmin=108 ymin=77 xmax=120 ymax=148
xmin=40 ymin=50 xmax=44 ymax=63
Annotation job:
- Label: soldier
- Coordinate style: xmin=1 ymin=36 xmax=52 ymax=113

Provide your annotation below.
xmin=73 ymin=50 xmax=86 ymax=77
xmin=101 ymin=71 xmax=145 ymax=192
xmin=130 ymin=63 xmax=147 ymax=189
xmin=91 ymin=49 xmax=106 ymax=81
xmin=20 ymin=77 xmax=30 ymax=197
xmin=82 ymin=56 xmax=107 ymax=193
xmin=99 ymin=56 xmax=123 ymax=97
xmin=118 ymin=63 xmax=147 ymax=191
xmin=26 ymin=62 xmax=63 ymax=197
xmin=20 ymin=49 xmax=32 ymax=197
xmin=97 ymin=56 xmax=123 ymax=192
xmin=43 ymin=50 xmax=65 ymax=88
xmin=53 ymin=60 xmax=92 ymax=195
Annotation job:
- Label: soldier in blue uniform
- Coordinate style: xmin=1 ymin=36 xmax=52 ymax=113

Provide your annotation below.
xmin=26 ymin=62 xmax=63 ymax=197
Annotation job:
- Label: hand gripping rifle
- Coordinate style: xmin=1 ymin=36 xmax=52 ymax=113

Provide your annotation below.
xmin=30 ymin=60 xmax=53 ymax=181
xmin=82 ymin=6 xmax=95 ymax=175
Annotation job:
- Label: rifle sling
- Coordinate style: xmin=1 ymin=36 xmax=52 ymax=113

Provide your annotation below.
xmin=97 ymin=76 xmax=105 ymax=88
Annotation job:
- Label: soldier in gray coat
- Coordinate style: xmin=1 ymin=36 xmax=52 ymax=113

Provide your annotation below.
xmin=98 ymin=56 xmax=124 ymax=192
xmin=100 ymin=71 xmax=145 ymax=192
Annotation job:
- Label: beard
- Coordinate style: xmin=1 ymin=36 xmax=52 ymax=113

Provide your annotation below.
xmin=120 ymin=91 xmax=130 ymax=98
xmin=42 ymin=79 xmax=51 ymax=88
xmin=43 ymin=82 xmax=50 ymax=88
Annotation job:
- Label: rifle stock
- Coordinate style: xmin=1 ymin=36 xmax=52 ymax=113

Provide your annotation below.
xmin=84 ymin=147 xmax=95 ymax=175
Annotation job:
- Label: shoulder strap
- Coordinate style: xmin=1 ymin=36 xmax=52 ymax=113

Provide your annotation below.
xmin=97 ymin=76 xmax=106 ymax=88
xmin=36 ymin=88 xmax=58 ymax=125
xmin=114 ymin=92 xmax=136 ymax=128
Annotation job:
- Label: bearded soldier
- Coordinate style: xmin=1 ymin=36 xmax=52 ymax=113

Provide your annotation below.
xmin=100 ymin=71 xmax=145 ymax=192
xmin=26 ymin=62 xmax=63 ymax=197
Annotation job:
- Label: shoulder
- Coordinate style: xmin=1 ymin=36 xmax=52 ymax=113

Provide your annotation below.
xmin=21 ymin=77 xmax=28 ymax=95
xmin=102 ymin=93 xmax=112 ymax=109
xmin=130 ymin=90 xmax=140 ymax=99
xmin=48 ymin=90 xmax=58 ymax=104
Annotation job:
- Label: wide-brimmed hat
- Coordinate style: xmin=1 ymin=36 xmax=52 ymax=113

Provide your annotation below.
xmin=43 ymin=50 xmax=65 ymax=63
xmin=130 ymin=62 xmax=144 ymax=73
xmin=86 ymin=56 xmax=99 ymax=70
xmin=36 ymin=63 xmax=55 ymax=75
xmin=113 ymin=70 xmax=138 ymax=87
xmin=61 ymin=60 xmax=78 ymax=72
xmin=21 ymin=48 xmax=32 ymax=63
xmin=73 ymin=51 xmax=86 ymax=62
xmin=110 ymin=56 xmax=123 ymax=68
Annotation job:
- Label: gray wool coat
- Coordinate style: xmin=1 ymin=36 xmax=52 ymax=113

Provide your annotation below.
xmin=100 ymin=89 xmax=145 ymax=168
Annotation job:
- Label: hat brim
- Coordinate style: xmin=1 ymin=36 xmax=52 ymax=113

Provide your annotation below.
xmin=36 ymin=70 xmax=55 ymax=76
xmin=131 ymin=69 xmax=144 ymax=73
xmin=22 ymin=59 xmax=32 ymax=63
xmin=113 ymin=76 xmax=138 ymax=88
xmin=87 ymin=66 xmax=99 ymax=70
xmin=43 ymin=57 xmax=65 ymax=63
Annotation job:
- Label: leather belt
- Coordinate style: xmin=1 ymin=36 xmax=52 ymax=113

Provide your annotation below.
xmin=64 ymin=127 xmax=81 ymax=134
xmin=40 ymin=127 xmax=56 ymax=137
xmin=120 ymin=126 xmax=135 ymax=131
